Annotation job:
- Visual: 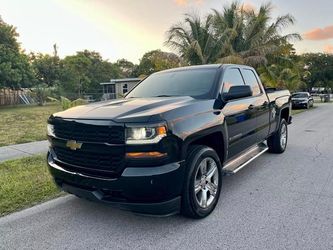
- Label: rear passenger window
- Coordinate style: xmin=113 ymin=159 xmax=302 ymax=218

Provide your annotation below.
xmin=242 ymin=69 xmax=262 ymax=96
xmin=222 ymin=68 xmax=245 ymax=93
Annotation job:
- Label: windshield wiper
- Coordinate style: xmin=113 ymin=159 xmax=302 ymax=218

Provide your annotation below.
xmin=152 ymin=95 xmax=183 ymax=97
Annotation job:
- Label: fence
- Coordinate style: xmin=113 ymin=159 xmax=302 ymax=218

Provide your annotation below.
xmin=0 ymin=88 xmax=34 ymax=106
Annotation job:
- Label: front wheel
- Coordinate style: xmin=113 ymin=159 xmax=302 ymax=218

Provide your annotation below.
xmin=181 ymin=145 xmax=222 ymax=219
xmin=267 ymin=119 xmax=288 ymax=154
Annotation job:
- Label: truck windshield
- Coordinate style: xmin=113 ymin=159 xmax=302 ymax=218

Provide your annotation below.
xmin=126 ymin=69 xmax=218 ymax=99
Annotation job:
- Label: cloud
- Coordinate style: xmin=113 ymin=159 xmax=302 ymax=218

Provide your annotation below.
xmin=174 ymin=0 xmax=203 ymax=6
xmin=174 ymin=0 xmax=187 ymax=5
xmin=304 ymin=25 xmax=333 ymax=40
xmin=242 ymin=2 xmax=256 ymax=12
xmin=324 ymin=44 xmax=333 ymax=54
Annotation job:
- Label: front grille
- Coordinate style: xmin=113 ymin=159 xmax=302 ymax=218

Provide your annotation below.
xmin=53 ymin=120 xmax=125 ymax=144
xmin=51 ymin=119 xmax=125 ymax=178
xmin=54 ymin=146 xmax=125 ymax=178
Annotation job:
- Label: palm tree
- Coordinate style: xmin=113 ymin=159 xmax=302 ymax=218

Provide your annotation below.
xmin=259 ymin=62 xmax=307 ymax=92
xmin=165 ymin=14 xmax=223 ymax=65
xmin=213 ymin=2 xmax=301 ymax=67
xmin=165 ymin=1 xmax=301 ymax=69
xmin=211 ymin=2 xmax=245 ymax=64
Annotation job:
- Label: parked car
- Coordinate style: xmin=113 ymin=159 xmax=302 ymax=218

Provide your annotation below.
xmin=47 ymin=64 xmax=292 ymax=218
xmin=291 ymin=92 xmax=314 ymax=109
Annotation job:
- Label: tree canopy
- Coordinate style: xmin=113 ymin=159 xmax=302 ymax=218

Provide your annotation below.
xmin=59 ymin=50 xmax=120 ymax=97
xmin=0 ymin=17 xmax=34 ymax=88
xmin=166 ymin=2 xmax=301 ymax=67
xmin=137 ymin=50 xmax=182 ymax=76
xmin=300 ymin=53 xmax=333 ymax=91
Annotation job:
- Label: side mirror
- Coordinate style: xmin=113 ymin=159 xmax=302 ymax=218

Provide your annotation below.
xmin=223 ymin=85 xmax=253 ymax=101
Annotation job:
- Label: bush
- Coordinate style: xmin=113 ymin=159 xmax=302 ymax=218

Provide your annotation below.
xmin=31 ymin=84 xmax=50 ymax=106
xmin=60 ymin=96 xmax=87 ymax=110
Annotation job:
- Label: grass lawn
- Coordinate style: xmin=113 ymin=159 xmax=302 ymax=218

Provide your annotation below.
xmin=0 ymin=155 xmax=63 ymax=217
xmin=0 ymin=104 xmax=61 ymax=146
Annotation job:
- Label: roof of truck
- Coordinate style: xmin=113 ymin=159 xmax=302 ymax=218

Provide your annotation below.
xmin=159 ymin=64 xmax=254 ymax=73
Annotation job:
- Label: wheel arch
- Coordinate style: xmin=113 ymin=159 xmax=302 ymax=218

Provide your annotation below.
xmin=280 ymin=106 xmax=290 ymax=123
xmin=182 ymin=126 xmax=227 ymax=166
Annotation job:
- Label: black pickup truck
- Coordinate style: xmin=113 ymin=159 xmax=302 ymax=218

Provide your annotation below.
xmin=47 ymin=64 xmax=291 ymax=218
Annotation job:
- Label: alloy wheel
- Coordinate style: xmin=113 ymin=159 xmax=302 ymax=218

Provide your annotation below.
xmin=194 ymin=157 xmax=219 ymax=208
xmin=280 ymin=123 xmax=287 ymax=149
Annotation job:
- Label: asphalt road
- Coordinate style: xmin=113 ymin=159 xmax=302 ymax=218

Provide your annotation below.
xmin=1 ymin=103 xmax=332 ymax=250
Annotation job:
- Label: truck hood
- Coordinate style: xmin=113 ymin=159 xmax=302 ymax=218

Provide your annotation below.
xmin=52 ymin=97 xmax=212 ymax=123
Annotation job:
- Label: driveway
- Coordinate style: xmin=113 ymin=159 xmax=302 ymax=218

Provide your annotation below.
xmin=0 ymin=103 xmax=332 ymax=250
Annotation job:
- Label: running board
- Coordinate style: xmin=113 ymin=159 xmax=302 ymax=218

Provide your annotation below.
xmin=222 ymin=143 xmax=268 ymax=175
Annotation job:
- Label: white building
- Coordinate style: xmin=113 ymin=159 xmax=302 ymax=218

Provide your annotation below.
xmin=100 ymin=78 xmax=141 ymax=100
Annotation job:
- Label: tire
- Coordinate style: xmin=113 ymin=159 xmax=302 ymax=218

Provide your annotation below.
xmin=181 ymin=145 xmax=222 ymax=219
xmin=267 ymin=118 xmax=288 ymax=154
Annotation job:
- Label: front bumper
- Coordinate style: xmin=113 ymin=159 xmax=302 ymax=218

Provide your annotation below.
xmin=47 ymin=152 xmax=185 ymax=216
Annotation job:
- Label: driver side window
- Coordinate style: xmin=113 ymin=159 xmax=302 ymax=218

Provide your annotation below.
xmin=222 ymin=68 xmax=245 ymax=93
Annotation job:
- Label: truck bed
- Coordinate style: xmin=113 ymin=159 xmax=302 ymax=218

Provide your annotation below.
xmin=267 ymin=89 xmax=290 ymax=107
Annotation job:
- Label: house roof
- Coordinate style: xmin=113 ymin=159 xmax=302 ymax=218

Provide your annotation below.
xmin=100 ymin=78 xmax=141 ymax=85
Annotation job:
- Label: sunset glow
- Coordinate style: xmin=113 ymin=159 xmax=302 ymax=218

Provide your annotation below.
xmin=0 ymin=0 xmax=332 ymax=63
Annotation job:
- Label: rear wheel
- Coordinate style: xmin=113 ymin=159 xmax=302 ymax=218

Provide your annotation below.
xmin=267 ymin=119 xmax=288 ymax=154
xmin=181 ymin=145 xmax=222 ymax=219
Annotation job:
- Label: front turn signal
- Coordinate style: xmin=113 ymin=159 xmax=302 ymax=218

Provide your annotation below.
xmin=126 ymin=152 xmax=167 ymax=159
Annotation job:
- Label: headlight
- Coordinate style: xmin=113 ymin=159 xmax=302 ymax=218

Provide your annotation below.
xmin=47 ymin=124 xmax=55 ymax=137
xmin=126 ymin=125 xmax=167 ymax=144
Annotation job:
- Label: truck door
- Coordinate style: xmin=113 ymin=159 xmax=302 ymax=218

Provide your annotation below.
xmin=241 ymin=68 xmax=270 ymax=143
xmin=221 ymin=68 xmax=258 ymax=159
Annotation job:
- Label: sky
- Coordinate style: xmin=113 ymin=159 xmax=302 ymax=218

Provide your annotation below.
xmin=0 ymin=0 xmax=333 ymax=63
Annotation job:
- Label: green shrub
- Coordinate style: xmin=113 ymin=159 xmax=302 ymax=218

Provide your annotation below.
xmin=31 ymin=84 xmax=50 ymax=106
xmin=47 ymin=96 xmax=87 ymax=110
xmin=60 ymin=96 xmax=87 ymax=110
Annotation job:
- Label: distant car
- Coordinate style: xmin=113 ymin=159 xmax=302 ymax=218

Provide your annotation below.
xmin=291 ymin=92 xmax=314 ymax=109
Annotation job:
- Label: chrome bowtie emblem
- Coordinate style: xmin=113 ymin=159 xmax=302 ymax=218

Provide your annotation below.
xmin=66 ymin=140 xmax=82 ymax=150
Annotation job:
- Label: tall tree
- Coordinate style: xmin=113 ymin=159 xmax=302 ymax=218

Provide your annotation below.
xmin=300 ymin=53 xmax=333 ymax=91
xmin=30 ymin=44 xmax=61 ymax=86
xmin=137 ymin=50 xmax=182 ymax=76
xmin=258 ymin=39 xmax=307 ymax=91
xmin=166 ymin=2 xmax=301 ymax=67
xmin=214 ymin=2 xmax=301 ymax=66
xmin=59 ymin=50 xmax=120 ymax=98
xmin=115 ymin=58 xmax=138 ymax=78
xmin=165 ymin=14 xmax=223 ymax=65
xmin=0 ymin=17 xmax=34 ymax=88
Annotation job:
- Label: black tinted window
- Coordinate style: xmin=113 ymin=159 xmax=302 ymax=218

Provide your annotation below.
xmin=126 ymin=69 xmax=218 ymax=99
xmin=222 ymin=68 xmax=245 ymax=93
xmin=242 ymin=69 xmax=262 ymax=96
